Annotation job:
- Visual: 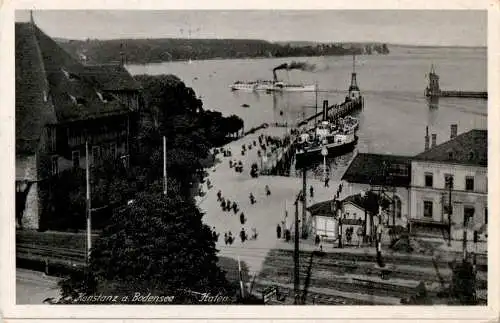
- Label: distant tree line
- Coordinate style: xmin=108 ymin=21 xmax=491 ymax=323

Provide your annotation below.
xmin=57 ymin=38 xmax=390 ymax=65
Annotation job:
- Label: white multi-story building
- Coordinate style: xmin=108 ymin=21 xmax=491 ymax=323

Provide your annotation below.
xmin=339 ymin=128 xmax=487 ymax=239
xmin=409 ymin=129 xmax=487 ymax=235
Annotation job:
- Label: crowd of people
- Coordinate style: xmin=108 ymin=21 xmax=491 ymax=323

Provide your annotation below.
xmin=210 ymin=135 xmax=281 ymax=247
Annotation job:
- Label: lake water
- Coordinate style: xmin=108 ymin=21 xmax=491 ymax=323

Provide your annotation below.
xmin=127 ymin=46 xmax=487 ymax=157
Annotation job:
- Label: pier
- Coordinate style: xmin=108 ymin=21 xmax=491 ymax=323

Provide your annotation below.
xmin=425 ymin=65 xmax=487 ymax=99
xmin=297 ymin=97 xmax=364 ymax=128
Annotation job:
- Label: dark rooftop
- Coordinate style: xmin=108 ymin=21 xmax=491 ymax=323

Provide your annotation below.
xmin=341 ymin=153 xmax=412 ymax=187
xmin=413 ymin=129 xmax=487 ymax=167
xmin=16 ymin=22 xmax=134 ymax=155
xmin=82 ymin=64 xmax=141 ymax=91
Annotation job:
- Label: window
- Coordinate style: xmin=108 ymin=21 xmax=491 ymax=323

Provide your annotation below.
xmin=110 ymin=143 xmax=117 ymax=159
xmin=51 ymin=156 xmax=58 ymax=175
xmin=444 ymin=174 xmax=454 ymax=189
xmin=76 ymin=97 xmax=87 ymax=105
xmin=424 ymin=172 xmax=433 ymax=188
xmin=72 ymin=151 xmax=80 ymax=168
xmin=464 ymin=206 xmax=475 ymax=225
xmin=395 ymin=197 xmax=402 ymax=218
xmin=120 ymin=154 xmax=129 ymax=168
xmin=423 ymin=201 xmax=433 ymax=218
xmin=465 ymin=176 xmax=474 ymax=191
xmin=47 ymin=127 xmax=56 ymax=152
xmin=92 ymin=146 xmax=100 ymax=165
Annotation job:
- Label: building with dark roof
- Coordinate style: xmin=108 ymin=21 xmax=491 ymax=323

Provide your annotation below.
xmin=15 ymin=18 xmax=142 ymax=230
xmin=341 ymin=152 xmax=412 ymax=228
xmin=339 ymin=126 xmax=487 ymax=236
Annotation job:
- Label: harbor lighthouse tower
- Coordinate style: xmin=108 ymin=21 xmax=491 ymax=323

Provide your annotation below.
xmin=348 ymin=54 xmax=361 ymax=100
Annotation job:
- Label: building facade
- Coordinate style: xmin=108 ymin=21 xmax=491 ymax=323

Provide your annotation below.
xmin=409 ymin=129 xmax=487 ymax=236
xmin=16 ymin=19 xmax=142 ymax=230
xmin=340 ymin=128 xmax=487 ymax=238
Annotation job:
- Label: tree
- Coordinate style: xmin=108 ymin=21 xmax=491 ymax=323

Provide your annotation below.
xmin=59 ymin=184 xmax=234 ymax=303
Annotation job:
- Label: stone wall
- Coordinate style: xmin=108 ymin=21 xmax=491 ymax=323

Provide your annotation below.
xmin=16 ymin=154 xmax=39 ymax=230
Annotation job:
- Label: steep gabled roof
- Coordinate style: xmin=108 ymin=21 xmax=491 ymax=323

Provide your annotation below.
xmin=82 ymin=64 xmax=141 ymax=91
xmin=31 ymin=23 xmax=129 ymax=123
xmin=341 ymin=153 xmax=412 ymax=187
xmin=16 ymin=22 xmax=132 ymax=154
xmin=15 ymin=23 xmax=57 ymax=155
xmin=413 ymin=129 xmax=487 ymax=167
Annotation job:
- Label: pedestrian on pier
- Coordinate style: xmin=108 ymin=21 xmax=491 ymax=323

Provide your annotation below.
xmin=310 ymin=185 xmax=314 ymax=198
xmin=240 ymin=228 xmax=247 ymax=243
xmin=251 ymin=228 xmax=258 ymax=240
xmin=285 ymin=229 xmax=291 ymax=242
xmin=221 ymin=199 xmax=226 ymax=210
xmin=228 ymin=231 xmax=234 ymax=245
xmin=229 ymin=160 xmax=233 ymax=168
xmin=356 ymin=226 xmax=363 ymax=248
xmin=224 ymin=232 xmax=228 ymax=245
xmin=253 ymin=140 xmax=257 ymax=147
xmin=249 ymin=193 xmax=256 ymax=205
xmin=233 ymin=202 xmax=238 ymax=214
xmin=315 ymin=234 xmax=320 ymax=246
xmin=240 ymin=212 xmax=246 ymax=225
xmin=325 ymin=175 xmax=330 ymax=188
xmin=276 ymin=224 xmax=282 ymax=239
xmin=217 ymin=190 xmax=222 ymax=201
xmin=212 ymin=227 xmax=219 ymax=242
xmin=225 ymin=199 xmax=231 ymax=212
xmin=265 ymin=185 xmax=271 ymax=196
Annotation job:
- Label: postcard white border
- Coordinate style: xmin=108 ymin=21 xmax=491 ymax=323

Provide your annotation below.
xmin=1 ymin=0 xmax=499 ymax=321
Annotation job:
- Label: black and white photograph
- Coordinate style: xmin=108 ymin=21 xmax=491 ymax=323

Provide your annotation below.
xmin=4 ymin=3 xmax=498 ymax=320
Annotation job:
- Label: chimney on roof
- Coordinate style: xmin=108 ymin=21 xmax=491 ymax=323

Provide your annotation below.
xmin=450 ymin=124 xmax=458 ymax=139
xmin=424 ymin=126 xmax=430 ymax=151
xmin=431 ymin=134 xmax=437 ymax=148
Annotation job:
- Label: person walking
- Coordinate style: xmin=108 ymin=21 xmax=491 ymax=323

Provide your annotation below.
xmin=309 ymin=185 xmax=314 ymax=198
xmin=325 ymin=175 xmax=330 ymax=188
xmin=224 ymin=232 xmax=228 ymax=245
xmin=276 ymin=223 xmax=282 ymax=239
xmin=240 ymin=228 xmax=247 ymax=243
xmin=251 ymin=228 xmax=258 ymax=240
xmin=240 ymin=212 xmax=246 ymax=225
xmin=217 ymin=190 xmax=222 ymax=202
xmin=265 ymin=185 xmax=271 ymax=196
xmin=356 ymin=225 xmax=364 ymax=248
xmin=249 ymin=193 xmax=255 ymax=205
xmin=228 ymin=231 xmax=233 ymax=245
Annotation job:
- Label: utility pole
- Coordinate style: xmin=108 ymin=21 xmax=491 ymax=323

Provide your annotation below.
xmin=85 ymin=141 xmax=92 ymax=262
xmin=238 ymin=256 xmax=245 ymax=300
xmin=163 ymin=136 xmax=167 ymax=196
xmin=314 ymin=82 xmax=318 ymax=127
xmin=302 ymin=168 xmax=307 ymax=239
xmin=294 ymin=197 xmax=300 ymax=305
xmin=447 ymin=177 xmax=453 ymax=246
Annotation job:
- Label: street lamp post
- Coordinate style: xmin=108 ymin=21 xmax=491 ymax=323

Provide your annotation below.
xmin=321 ymin=146 xmax=328 ymax=183
xmin=360 ymin=190 xmax=368 ymax=243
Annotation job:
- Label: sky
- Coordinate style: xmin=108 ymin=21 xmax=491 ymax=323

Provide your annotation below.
xmin=16 ymin=10 xmax=487 ymax=47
